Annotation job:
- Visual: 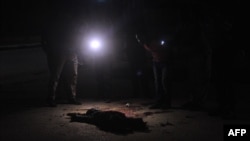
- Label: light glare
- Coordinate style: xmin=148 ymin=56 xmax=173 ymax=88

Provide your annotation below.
xmin=90 ymin=40 xmax=101 ymax=49
xmin=161 ymin=40 xmax=165 ymax=45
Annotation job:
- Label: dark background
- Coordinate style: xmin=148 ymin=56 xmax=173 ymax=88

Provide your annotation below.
xmin=0 ymin=0 xmax=247 ymax=109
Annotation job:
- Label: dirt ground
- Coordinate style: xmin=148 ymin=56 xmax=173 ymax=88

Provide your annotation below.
xmin=0 ymin=98 xmax=223 ymax=141
xmin=1 ymin=92 xmax=250 ymax=141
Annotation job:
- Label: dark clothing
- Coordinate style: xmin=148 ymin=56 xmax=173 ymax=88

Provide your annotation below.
xmin=46 ymin=51 xmax=78 ymax=101
xmin=144 ymin=41 xmax=168 ymax=63
xmin=42 ymin=12 xmax=82 ymax=54
xmin=143 ymin=40 xmax=172 ymax=106
xmin=128 ymin=61 xmax=151 ymax=98
xmin=43 ymin=14 xmax=81 ymax=102
xmin=153 ymin=62 xmax=172 ymax=104
xmin=90 ymin=38 xmax=113 ymax=98
xmin=93 ymin=54 xmax=112 ymax=98
xmin=206 ymin=10 xmax=235 ymax=115
xmin=211 ymin=41 xmax=235 ymax=114
xmin=125 ymin=34 xmax=151 ymax=98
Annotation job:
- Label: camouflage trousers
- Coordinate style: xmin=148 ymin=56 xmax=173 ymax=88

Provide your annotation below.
xmin=46 ymin=52 xmax=78 ymax=101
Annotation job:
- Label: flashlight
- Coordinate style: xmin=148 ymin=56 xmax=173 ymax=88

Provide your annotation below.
xmin=161 ymin=40 xmax=165 ymax=45
xmin=90 ymin=39 xmax=101 ymax=50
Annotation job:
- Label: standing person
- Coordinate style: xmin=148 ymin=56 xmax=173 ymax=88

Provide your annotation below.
xmin=140 ymin=32 xmax=173 ymax=109
xmin=124 ymin=31 xmax=152 ymax=99
xmin=86 ymin=20 xmax=114 ymax=100
xmin=208 ymin=26 xmax=235 ymax=118
xmin=198 ymin=1 xmax=236 ymax=118
xmin=42 ymin=11 xmax=82 ymax=107
xmin=121 ymin=0 xmax=152 ymax=99
xmin=209 ymin=12 xmax=234 ymax=118
xmin=178 ymin=23 xmax=208 ymax=110
xmin=94 ymin=53 xmax=113 ymax=99
xmin=92 ymin=39 xmax=113 ymax=99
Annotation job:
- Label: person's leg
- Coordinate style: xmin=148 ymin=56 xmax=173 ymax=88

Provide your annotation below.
xmin=102 ymin=60 xmax=113 ymax=99
xmin=47 ymin=53 xmax=65 ymax=106
xmin=216 ymin=71 xmax=235 ymax=117
xmin=153 ymin=62 xmax=163 ymax=101
xmin=150 ymin=62 xmax=167 ymax=109
xmin=94 ymin=58 xmax=112 ymax=99
xmin=127 ymin=61 xmax=138 ymax=97
xmin=140 ymin=68 xmax=152 ymax=98
xmin=63 ymin=53 xmax=81 ymax=104
xmin=135 ymin=62 xmax=152 ymax=98
xmin=161 ymin=65 xmax=171 ymax=107
xmin=183 ymin=56 xmax=205 ymax=109
xmin=209 ymin=60 xmax=235 ymax=118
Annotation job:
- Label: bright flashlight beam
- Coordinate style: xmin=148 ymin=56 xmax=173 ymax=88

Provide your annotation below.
xmin=161 ymin=41 xmax=165 ymax=45
xmin=90 ymin=40 xmax=101 ymax=49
